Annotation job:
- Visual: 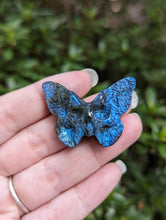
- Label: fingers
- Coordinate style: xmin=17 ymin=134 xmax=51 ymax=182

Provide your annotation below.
xmin=11 ymin=113 xmax=142 ymax=210
xmin=22 ymin=163 xmax=122 ymax=220
xmin=0 ymin=115 xmax=60 ymax=176
xmin=0 ymin=71 xmax=93 ymax=145
xmin=0 ymin=90 xmax=139 ymax=176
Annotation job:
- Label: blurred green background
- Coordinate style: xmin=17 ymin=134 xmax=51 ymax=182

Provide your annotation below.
xmin=0 ymin=0 xmax=166 ymax=219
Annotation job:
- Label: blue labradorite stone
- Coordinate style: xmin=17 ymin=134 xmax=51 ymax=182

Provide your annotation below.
xmin=42 ymin=77 xmax=136 ymax=147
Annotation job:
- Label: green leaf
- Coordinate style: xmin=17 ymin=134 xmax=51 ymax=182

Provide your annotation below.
xmin=121 ymin=39 xmax=129 ymax=52
xmin=158 ymin=144 xmax=166 ymax=159
xmin=6 ymin=77 xmax=18 ymax=89
xmin=163 ymin=166 xmax=166 ymax=175
xmin=159 ymin=127 xmax=166 ymax=142
xmin=156 ymin=106 xmax=166 ymax=117
xmin=3 ymin=49 xmax=14 ymax=61
xmin=136 ymin=144 xmax=148 ymax=154
xmin=86 ymin=7 xmax=98 ymax=19
xmin=145 ymin=87 xmax=157 ymax=112
xmin=68 ymin=44 xmax=82 ymax=60
xmin=112 ymin=192 xmax=126 ymax=203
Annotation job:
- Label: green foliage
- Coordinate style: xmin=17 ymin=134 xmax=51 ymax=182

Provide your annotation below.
xmin=0 ymin=0 xmax=166 ymax=219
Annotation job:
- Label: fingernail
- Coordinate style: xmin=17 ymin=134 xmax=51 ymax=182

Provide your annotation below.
xmin=115 ymin=160 xmax=127 ymax=174
xmin=131 ymin=91 xmax=139 ymax=109
xmin=82 ymin=68 xmax=99 ymax=87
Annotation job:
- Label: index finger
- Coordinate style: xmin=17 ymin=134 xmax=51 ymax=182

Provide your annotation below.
xmin=0 ymin=71 xmax=93 ymax=145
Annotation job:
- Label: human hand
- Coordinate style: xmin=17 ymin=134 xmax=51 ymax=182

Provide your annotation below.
xmin=0 ymin=70 xmax=142 ymax=220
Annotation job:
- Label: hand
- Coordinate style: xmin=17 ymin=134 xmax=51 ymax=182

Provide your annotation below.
xmin=0 ymin=70 xmax=142 ymax=220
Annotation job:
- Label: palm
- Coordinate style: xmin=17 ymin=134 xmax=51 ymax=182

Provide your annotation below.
xmin=0 ymin=71 xmax=142 ymax=220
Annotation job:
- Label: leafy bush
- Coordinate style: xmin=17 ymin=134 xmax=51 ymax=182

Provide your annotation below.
xmin=0 ymin=0 xmax=166 ymax=219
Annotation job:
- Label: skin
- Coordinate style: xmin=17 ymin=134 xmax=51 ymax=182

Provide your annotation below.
xmin=0 ymin=71 xmax=142 ymax=220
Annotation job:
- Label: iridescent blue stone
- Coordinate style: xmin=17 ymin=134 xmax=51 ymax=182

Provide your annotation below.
xmin=42 ymin=77 xmax=136 ymax=147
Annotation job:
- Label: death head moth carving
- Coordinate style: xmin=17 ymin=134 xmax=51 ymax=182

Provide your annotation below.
xmin=42 ymin=77 xmax=136 ymax=147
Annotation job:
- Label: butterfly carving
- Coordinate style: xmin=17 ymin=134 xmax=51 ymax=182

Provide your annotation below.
xmin=42 ymin=77 xmax=136 ymax=147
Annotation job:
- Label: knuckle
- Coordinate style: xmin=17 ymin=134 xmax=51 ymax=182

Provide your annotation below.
xmin=47 ymin=201 xmax=59 ymax=220
xmin=0 ymin=107 xmax=18 ymax=136
xmin=24 ymin=126 xmax=49 ymax=159
xmin=74 ymin=186 xmax=89 ymax=214
xmin=0 ymin=159 xmax=10 ymax=176
xmin=43 ymin=158 xmax=64 ymax=195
